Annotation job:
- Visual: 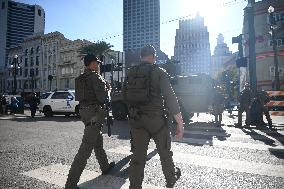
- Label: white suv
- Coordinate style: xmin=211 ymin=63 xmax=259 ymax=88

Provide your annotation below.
xmin=38 ymin=90 xmax=79 ymax=117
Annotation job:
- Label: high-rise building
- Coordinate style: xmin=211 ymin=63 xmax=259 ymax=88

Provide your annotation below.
xmin=0 ymin=0 xmax=45 ymax=69
xmin=211 ymin=33 xmax=233 ymax=78
xmin=123 ymin=0 xmax=160 ymax=66
xmin=241 ymin=0 xmax=284 ymax=90
xmin=174 ymin=15 xmax=211 ymax=75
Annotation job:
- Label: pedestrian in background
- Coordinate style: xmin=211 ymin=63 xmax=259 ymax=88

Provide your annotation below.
xmin=10 ymin=96 xmax=19 ymax=115
xmin=29 ymin=93 xmax=39 ymax=118
xmin=0 ymin=94 xmax=6 ymax=114
xmin=249 ymin=91 xmax=273 ymax=129
xmin=237 ymin=83 xmax=252 ymax=127
xmin=65 ymin=54 xmax=115 ymax=189
xmin=124 ymin=45 xmax=184 ymax=189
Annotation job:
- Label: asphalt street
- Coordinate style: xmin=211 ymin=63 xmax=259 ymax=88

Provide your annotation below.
xmin=0 ymin=110 xmax=284 ymax=189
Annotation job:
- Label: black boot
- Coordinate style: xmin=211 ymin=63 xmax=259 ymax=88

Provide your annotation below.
xmin=166 ymin=167 xmax=181 ymax=188
xmin=102 ymin=162 xmax=115 ymax=175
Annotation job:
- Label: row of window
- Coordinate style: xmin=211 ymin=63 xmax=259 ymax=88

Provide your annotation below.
xmin=61 ymin=66 xmax=74 ymax=75
xmin=8 ymin=68 xmax=39 ymax=77
xmin=176 ymin=34 xmax=208 ymax=40
xmin=6 ymin=80 xmax=38 ymax=90
xmin=269 ymin=37 xmax=284 ymax=47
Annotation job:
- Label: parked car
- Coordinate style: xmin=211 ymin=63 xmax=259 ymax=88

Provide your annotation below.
xmin=38 ymin=90 xmax=79 ymax=117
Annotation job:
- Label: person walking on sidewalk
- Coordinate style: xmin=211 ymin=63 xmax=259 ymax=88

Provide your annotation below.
xmin=10 ymin=96 xmax=19 ymax=115
xmin=0 ymin=95 xmax=7 ymax=114
xmin=124 ymin=45 xmax=184 ymax=189
xmin=65 ymin=54 xmax=115 ymax=189
xmin=29 ymin=93 xmax=39 ymax=118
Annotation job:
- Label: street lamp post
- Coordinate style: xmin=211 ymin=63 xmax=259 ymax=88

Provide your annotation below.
xmin=268 ymin=6 xmax=280 ymax=90
xmin=245 ymin=0 xmax=257 ymax=95
xmin=30 ymin=69 xmax=34 ymax=92
xmin=48 ymin=75 xmax=53 ymax=91
xmin=11 ymin=55 xmax=19 ymax=95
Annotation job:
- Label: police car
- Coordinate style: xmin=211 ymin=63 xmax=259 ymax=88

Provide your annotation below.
xmin=38 ymin=90 xmax=79 ymax=117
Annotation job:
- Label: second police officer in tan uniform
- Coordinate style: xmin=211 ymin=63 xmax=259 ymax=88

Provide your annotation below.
xmin=124 ymin=45 xmax=184 ymax=189
xmin=65 ymin=54 xmax=115 ymax=189
xmin=237 ymin=83 xmax=253 ymax=127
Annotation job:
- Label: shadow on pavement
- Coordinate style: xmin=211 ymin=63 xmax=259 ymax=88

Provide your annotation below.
xmin=79 ymin=149 xmax=158 ymax=188
xmin=262 ymin=129 xmax=284 ymax=146
xmin=240 ymin=128 xmax=278 ymax=147
xmin=179 ymin=122 xmax=231 ymax=146
xmin=269 ymin=149 xmax=284 ymax=159
xmin=5 ymin=115 xmax=81 ymax=123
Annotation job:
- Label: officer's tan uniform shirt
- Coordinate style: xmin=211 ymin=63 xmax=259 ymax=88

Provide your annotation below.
xmin=138 ymin=63 xmax=180 ymax=116
xmin=80 ymin=69 xmax=108 ymax=107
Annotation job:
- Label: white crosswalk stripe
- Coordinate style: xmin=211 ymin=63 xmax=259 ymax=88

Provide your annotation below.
xmin=21 ymin=120 xmax=284 ymax=188
xmin=107 ymin=146 xmax=284 ymax=178
xmin=21 ymin=164 xmax=166 ymax=189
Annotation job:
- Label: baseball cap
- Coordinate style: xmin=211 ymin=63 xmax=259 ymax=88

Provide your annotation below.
xmin=140 ymin=45 xmax=156 ymax=57
xmin=83 ymin=54 xmax=102 ymax=66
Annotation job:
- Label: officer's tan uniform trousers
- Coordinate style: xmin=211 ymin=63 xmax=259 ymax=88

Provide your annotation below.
xmin=238 ymin=104 xmax=251 ymax=125
xmin=129 ymin=113 xmax=176 ymax=189
xmin=65 ymin=122 xmax=109 ymax=189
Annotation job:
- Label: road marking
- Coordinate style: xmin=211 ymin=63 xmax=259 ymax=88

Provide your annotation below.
xmin=172 ymin=137 xmax=284 ymax=151
xmin=186 ymin=125 xmax=279 ymax=134
xmin=108 ymin=146 xmax=284 ymax=178
xmin=183 ymin=130 xmax=284 ymax=142
xmin=21 ymin=164 xmax=166 ymax=189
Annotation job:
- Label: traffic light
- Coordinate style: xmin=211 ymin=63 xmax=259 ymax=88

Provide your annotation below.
xmin=101 ymin=64 xmax=112 ymax=73
xmin=116 ymin=63 xmax=123 ymax=71
xmin=232 ymin=34 xmax=243 ymax=58
xmin=236 ymin=57 xmax=247 ymax=68
xmin=232 ymin=34 xmax=246 ymax=67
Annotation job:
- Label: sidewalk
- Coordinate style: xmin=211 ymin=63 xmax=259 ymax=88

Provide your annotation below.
xmin=0 ymin=109 xmax=39 ymax=120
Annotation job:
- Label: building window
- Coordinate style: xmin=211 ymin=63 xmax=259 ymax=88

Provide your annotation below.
xmin=38 ymin=9 xmax=41 ymax=16
xmin=36 ymin=46 xmax=40 ymax=54
xmin=30 ymin=48 xmax=34 ymax=55
xmin=2 ymin=2 xmax=5 ymax=9
xmin=24 ymin=58 xmax=28 ymax=67
xmin=30 ymin=57 xmax=34 ymax=66
xmin=36 ymin=68 xmax=39 ymax=76
xmin=25 ymin=49 xmax=28 ymax=56
xmin=25 ymin=69 xmax=28 ymax=77
xmin=36 ymin=56 xmax=39 ymax=66
xmin=30 ymin=69 xmax=34 ymax=77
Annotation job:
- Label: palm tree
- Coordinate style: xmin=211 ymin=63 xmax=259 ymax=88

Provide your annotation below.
xmin=78 ymin=41 xmax=114 ymax=61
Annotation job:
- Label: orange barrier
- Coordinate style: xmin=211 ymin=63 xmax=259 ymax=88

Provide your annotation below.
xmin=266 ymin=91 xmax=284 ymax=116
xmin=266 ymin=101 xmax=284 ymax=106
xmin=270 ymin=111 xmax=284 ymax=116
xmin=266 ymin=91 xmax=284 ymax=96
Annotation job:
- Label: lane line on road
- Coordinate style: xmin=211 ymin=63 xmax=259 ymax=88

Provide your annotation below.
xmin=172 ymin=137 xmax=284 ymax=151
xmin=21 ymin=164 xmax=166 ymax=189
xmin=183 ymin=130 xmax=284 ymax=142
xmin=107 ymin=146 xmax=284 ymax=178
xmin=186 ymin=125 xmax=279 ymax=134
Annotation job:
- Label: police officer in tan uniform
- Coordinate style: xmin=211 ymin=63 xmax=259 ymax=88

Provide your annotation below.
xmin=65 ymin=54 xmax=115 ymax=189
xmin=127 ymin=45 xmax=184 ymax=189
xmin=249 ymin=91 xmax=273 ymax=129
xmin=237 ymin=83 xmax=252 ymax=127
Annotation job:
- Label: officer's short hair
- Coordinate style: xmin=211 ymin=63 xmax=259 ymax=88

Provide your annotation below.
xmin=141 ymin=45 xmax=156 ymax=58
xmin=83 ymin=54 xmax=101 ymax=66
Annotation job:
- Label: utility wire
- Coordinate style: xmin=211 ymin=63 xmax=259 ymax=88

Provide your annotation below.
xmin=98 ymin=0 xmax=247 ymax=41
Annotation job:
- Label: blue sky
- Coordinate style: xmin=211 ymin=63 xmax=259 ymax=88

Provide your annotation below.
xmin=16 ymin=0 xmax=250 ymax=56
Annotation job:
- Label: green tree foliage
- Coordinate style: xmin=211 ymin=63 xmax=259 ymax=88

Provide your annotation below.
xmin=216 ymin=65 xmax=238 ymax=99
xmin=78 ymin=41 xmax=114 ymax=60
